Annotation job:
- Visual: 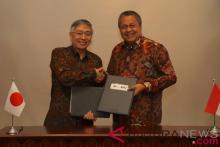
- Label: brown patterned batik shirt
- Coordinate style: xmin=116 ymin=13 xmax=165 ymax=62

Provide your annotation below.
xmin=107 ymin=36 xmax=177 ymax=126
xmin=44 ymin=46 xmax=103 ymax=127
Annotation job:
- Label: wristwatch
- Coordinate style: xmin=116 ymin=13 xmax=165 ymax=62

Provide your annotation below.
xmin=143 ymin=82 xmax=151 ymax=91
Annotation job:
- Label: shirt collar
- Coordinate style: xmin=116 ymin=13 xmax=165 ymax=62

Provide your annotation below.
xmin=124 ymin=36 xmax=143 ymax=45
xmin=122 ymin=37 xmax=142 ymax=50
xmin=69 ymin=46 xmax=89 ymax=60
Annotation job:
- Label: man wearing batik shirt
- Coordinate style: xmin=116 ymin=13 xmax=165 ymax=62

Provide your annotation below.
xmin=107 ymin=10 xmax=177 ymax=126
xmin=44 ymin=19 xmax=105 ymax=127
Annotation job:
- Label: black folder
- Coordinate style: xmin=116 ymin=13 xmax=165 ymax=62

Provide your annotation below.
xmin=97 ymin=75 xmax=137 ymax=115
xmin=70 ymin=87 xmax=110 ymax=118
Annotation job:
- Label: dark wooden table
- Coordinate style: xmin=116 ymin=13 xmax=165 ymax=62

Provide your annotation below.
xmin=0 ymin=125 xmax=219 ymax=146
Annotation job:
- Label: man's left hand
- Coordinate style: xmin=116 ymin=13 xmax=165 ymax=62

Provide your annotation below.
xmin=129 ymin=84 xmax=146 ymax=96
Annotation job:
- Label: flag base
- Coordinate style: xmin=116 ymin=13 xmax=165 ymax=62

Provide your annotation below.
xmin=209 ymin=126 xmax=220 ymax=135
xmin=7 ymin=126 xmax=18 ymax=135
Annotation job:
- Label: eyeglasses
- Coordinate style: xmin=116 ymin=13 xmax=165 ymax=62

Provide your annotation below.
xmin=72 ymin=31 xmax=92 ymax=37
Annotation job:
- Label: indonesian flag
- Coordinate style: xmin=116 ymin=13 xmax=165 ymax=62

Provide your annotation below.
xmin=205 ymin=83 xmax=220 ymax=116
xmin=4 ymin=81 xmax=25 ymax=117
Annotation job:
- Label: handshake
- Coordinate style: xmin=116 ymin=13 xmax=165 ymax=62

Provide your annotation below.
xmin=94 ymin=67 xmax=106 ymax=83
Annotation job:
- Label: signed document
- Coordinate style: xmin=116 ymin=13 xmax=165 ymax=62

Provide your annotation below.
xmin=98 ymin=75 xmax=136 ymax=115
xmin=70 ymin=87 xmax=110 ymax=118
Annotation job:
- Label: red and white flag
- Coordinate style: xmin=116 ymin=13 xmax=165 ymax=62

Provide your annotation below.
xmin=4 ymin=81 xmax=25 ymax=117
xmin=205 ymin=83 xmax=220 ymax=116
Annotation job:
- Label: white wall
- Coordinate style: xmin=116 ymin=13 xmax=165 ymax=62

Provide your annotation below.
xmin=0 ymin=0 xmax=220 ymax=128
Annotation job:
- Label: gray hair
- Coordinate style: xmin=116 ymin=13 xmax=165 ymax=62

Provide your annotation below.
xmin=118 ymin=10 xmax=142 ymax=28
xmin=70 ymin=19 xmax=93 ymax=33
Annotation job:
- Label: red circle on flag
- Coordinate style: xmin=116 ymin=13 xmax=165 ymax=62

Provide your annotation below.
xmin=10 ymin=92 xmax=23 ymax=106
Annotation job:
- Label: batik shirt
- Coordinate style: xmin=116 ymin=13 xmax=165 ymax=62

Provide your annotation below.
xmin=107 ymin=36 xmax=177 ymax=126
xmin=44 ymin=46 xmax=103 ymax=127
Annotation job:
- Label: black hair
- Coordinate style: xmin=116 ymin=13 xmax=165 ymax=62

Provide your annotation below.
xmin=118 ymin=10 xmax=142 ymax=28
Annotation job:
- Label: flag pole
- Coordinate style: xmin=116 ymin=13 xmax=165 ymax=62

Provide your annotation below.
xmin=209 ymin=79 xmax=220 ymax=134
xmin=213 ymin=115 xmax=215 ymax=126
xmin=7 ymin=115 xmax=18 ymax=135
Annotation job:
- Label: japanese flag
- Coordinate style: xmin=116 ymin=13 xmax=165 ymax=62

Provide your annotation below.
xmin=4 ymin=81 xmax=25 ymax=117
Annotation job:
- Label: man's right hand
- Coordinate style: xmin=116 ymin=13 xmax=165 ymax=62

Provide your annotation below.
xmin=95 ymin=67 xmax=105 ymax=82
xmin=83 ymin=110 xmax=96 ymax=121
